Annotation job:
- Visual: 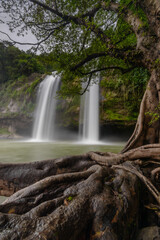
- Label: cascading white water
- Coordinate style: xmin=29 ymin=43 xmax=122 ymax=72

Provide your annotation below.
xmin=79 ymin=77 xmax=99 ymax=142
xmin=32 ymin=74 xmax=60 ymax=141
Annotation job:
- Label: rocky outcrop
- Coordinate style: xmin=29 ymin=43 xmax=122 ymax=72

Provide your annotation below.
xmin=2 ymin=100 xmax=20 ymax=113
xmin=0 ymin=73 xmax=45 ymax=138
xmin=0 ymin=116 xmax=32 ymax=138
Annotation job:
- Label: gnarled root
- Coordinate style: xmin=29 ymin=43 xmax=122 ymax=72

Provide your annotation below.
xmin=0 ymin=157 xmax=139 ymax=239
xmin=0 ymin=144 xmax=160 ymax=239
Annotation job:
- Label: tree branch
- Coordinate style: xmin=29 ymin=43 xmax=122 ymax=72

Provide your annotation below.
xmin=78 ymin=66 xmax=135 ymax=76
xmin=101 ymin=1 xmax=146 ymax=39
xmin=0 ymin=22 xmax=68 ymax=46
xmin=71 ymin=52 xmax=107 ymax=71
xmin=3 ymin=0 xmax=143 ymax=69
xmin=0 ymin=30 xmax=38 ymax=46
xmin=81 ymin=3 xmax=101 ymax=18
xmin=29 ymin=0 xmax=113 ymax=47
xmin=29 ymin=0 xmax=76 ymax=22
xmin=79 ymin=73 xmax=93 ymax=95
xmin=71 ymin=47 xmax=142 ymax=72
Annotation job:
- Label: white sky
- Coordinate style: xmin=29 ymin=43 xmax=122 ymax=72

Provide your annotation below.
xmin=0 ymin=13 xmax=37 ymax=51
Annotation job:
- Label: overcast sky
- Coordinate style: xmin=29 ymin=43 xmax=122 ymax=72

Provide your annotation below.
xmin=0 ymin=12 xmax=37 ymax=51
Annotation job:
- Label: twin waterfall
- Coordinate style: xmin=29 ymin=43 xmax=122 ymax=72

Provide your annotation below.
xmin=32 ymin=75 xmax=60 ymax=141
xmin=79 ymin=78 xmax=99 ymax=142
xmin=32 ymin=74 xmax=99 ymax=142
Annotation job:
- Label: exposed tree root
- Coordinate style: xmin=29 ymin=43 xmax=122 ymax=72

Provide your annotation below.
xmin=112 ymin=164 xmax=160 ymax=205
xmin=0 ymin=144 xmax=160 ymax=239
xmin=151 ymin=167 xmax=160 ymax=183
xmin=88 ymin=144 xmax=160 ymax=166
xmin=0 ymin=154 xmax=92 ymax=196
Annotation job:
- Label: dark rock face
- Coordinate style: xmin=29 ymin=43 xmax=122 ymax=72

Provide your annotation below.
xmin=100 ymin=123 xmax=135 ymax=142
xmin=0 ymin=116 xmax=32 ymax=138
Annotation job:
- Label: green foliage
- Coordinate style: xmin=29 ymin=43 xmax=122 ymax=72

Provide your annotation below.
xmin=0 ymin=73 xmax=43 ymax=118
xmin=117 ymin=68 xmax=148 ymax=113
xmin=145 ymin=104 xmax=160 ymax=125
xmin=25 ymin=77 xmax=43 ymax=95
xmin=0 ymin=0 xmax=152 ymax=125
xmin=16 ymin=55 xmax=45 ymax=76
xmin=0 ymin=128 xmax=10 ymax=135
xmin=0 ymin=0 xmax=151 ymax=101
xmin=67 ymin=196 xmax=73 ymax=202
xmin=100 ymin=67 xmax=149 ymax=122
xmin=60 ymin=74 xmax=82 ymax=97
xmin=1 ymin=0 xmax=140 ymax=85
xmin=0 ymin=42 xmax=60 ymax=84
xmin=120 ymin=0 xmax=148 ymax=27
xmin=56 ymin=94 xmax=80 ymax=127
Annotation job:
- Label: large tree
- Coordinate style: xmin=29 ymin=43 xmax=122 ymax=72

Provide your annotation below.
xmin=1 ymin=0 xmax=160 ymax=150
xmin=0 ymin=1 xmax=160 ymax=239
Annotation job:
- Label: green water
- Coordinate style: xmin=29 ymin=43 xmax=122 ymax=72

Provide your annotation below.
xmin=0 ymin=139 xmax=124 ymax=203
xmin=0 ymin=140 xmax=124 ymax=163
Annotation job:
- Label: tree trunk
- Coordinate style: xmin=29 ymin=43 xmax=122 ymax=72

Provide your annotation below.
xmin=122 ymin=70 xmax=160 ymax=152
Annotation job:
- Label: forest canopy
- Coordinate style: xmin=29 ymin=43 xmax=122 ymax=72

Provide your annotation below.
xmin=0 ymin=41 xmax=60 ymax=83
xmin=0 ymin=0 xmax=149 ymax=94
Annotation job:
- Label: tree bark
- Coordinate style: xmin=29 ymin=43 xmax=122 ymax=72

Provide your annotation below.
xmin=123 ymin=70 xmax=160 ymax=152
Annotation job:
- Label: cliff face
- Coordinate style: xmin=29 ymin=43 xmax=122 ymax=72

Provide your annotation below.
xmin=0 ymin=73 xmax=45 ymax=138
xmin=0 ymin=116 xmax=32 ymax=138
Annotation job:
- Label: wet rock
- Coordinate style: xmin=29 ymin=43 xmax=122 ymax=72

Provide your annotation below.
xmin=6 ymin=100 xmax=20 ymax=113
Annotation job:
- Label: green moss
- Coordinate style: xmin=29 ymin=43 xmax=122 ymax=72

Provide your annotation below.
xmin=0 ymin=73 xmax=43 ymax=118
xmin=104 ymin=110 xmax=136 ymax=121
xmin=0 ymin=128 xmax=10 ymax=135
xmin=100 ymin=68 xmax=149 ymax=124
xmin=67 ymin=196 xmax=73 ymax=201
xmin=25 ymin=76 xmax=43 ymax=95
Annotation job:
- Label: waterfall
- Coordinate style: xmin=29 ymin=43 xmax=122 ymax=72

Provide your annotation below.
xmin=79 ymin=77 xmax=99 ymax=142
xmin=32 ymin=74 xmax=60 ymax=141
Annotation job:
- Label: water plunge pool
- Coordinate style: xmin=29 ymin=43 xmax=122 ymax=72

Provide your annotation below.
xmin=0 ymin=139 xmax=124 ymax=203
